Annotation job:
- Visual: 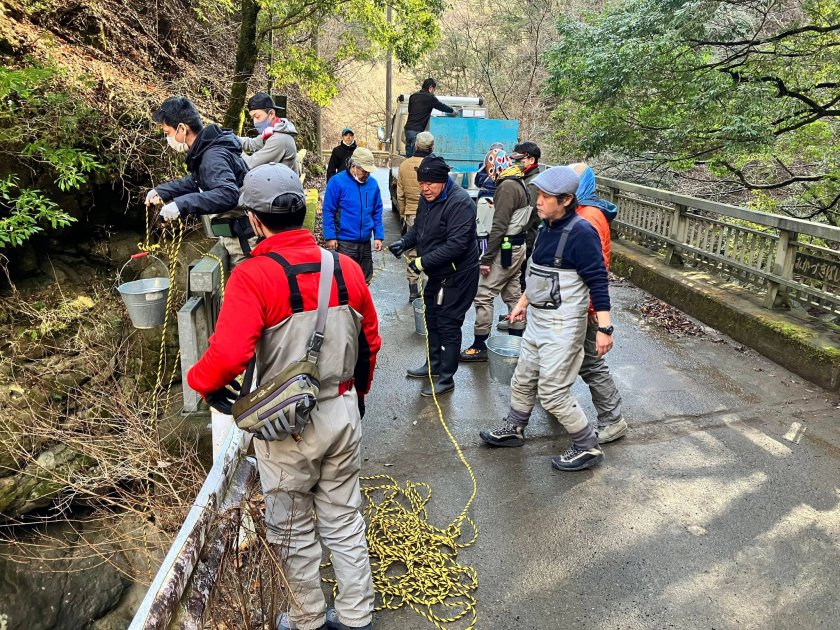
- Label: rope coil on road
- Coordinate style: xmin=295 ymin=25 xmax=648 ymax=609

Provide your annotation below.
xmin=324 ymin=257 xmax=480 ymax=629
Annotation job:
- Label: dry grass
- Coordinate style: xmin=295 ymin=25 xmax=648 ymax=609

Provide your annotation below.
xmin=0 ymin=281 xmax=205 ymax=583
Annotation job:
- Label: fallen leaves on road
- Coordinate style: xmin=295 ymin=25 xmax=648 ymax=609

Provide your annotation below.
xmin=608 ymin=272 xmax=631 ymax=286
xmin=638 ymin=297 xmax=706 ymax=337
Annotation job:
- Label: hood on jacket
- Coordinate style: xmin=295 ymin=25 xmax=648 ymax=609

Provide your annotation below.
xmin=187 ymin=124 xmax=243 ymax=170
xmin=273 ymin=118 xmax=298 ymax=135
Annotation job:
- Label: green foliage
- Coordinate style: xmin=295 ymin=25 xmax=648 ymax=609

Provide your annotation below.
xmin=22 ymin=142 xmax=104 ymax=191
xmin=545 ymin=0 xmax=840 ymax=222
xmin=258 ymin=0 xmax=445 ymax=106
xmin=0 ymin=63 xmax=106 ymax=249
xmin=0 ymin=176 xmax=76 ymax=249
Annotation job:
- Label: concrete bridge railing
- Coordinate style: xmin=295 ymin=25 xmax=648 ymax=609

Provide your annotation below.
xmin=596 ymin=177 xmax=840 ymax=316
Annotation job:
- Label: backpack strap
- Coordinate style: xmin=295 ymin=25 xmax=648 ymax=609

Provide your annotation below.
xmin=553 ymin=213 xmax=583 ymax=267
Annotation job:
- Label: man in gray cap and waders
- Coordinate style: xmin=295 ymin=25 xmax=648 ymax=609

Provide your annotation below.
xmin=187 ymin=163 xmax=381 ymax=630
xmin=478 ymin=165 xmax=615 ymax=471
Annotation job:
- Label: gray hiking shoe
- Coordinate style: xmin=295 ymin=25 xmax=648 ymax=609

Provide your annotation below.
xmin=551 ymin=445 xmax=604 ymax=471
xmin=479 ymin=421 xmax=525 ymax=447
xmin=596 ymin=418 xmax=628 ymax=444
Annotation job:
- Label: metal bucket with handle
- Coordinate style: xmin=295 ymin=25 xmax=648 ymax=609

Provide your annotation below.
xmin=486 ymin=335 xmax=521 ymax=385
xmin=116 ymin=252 xmax=170 ymax=329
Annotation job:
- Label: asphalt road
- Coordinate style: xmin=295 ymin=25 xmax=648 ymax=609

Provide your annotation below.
xmin=357 ymin=197 xmax=840 ymax=630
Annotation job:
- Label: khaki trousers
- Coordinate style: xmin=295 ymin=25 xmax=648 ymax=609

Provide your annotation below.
xmin=404 ymin=213 xmax=419 ymax=283
xmin=254 ymin=390 xmax=374 ymax=630
xmin=473 ymin=244 xmax=527 ymax=335
xmin=580 ymin=317 xmax=623 ymax=424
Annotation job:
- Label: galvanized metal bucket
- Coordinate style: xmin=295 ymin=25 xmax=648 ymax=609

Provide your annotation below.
xmin=116 ymin=253 xmax=170 ymax=329
xmin=413 ymin=298 xmax=426 ymax=336
xmin=486 ymin=335 xmax=521 ymax=385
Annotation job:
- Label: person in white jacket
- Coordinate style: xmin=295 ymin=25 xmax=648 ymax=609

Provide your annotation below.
xmin=239 ymin=92 xmax=301 ymax=174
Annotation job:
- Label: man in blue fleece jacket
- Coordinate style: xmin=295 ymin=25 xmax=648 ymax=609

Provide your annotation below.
xmin=322 ymin=147 xmax=384 ymax=283
xmin=479 ymin=165 xmax=614 ymax=472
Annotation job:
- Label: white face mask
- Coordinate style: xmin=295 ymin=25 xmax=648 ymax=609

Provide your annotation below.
xmin=166 ymin=125 xmax=189 ymax=153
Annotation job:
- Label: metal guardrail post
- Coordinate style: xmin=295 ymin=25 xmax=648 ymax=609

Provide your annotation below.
xmin=665 ymin=203 xmax=688 ymax=267
xmin=764 ymin=228 xmax=798 ymax=309
xmin=178 ymin=241 xmax=229 ymax=413
xmin=178 ymin=297 xmax=208 ymax=413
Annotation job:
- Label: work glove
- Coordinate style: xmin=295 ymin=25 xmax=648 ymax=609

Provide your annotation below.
xmin=388 ymin=240 xmax=406 ymax=258
xmin=357 ymin=395 xmax=366 ymax=419
xmin=205 ymin=382 xmax=240 ymax=415
xmin=408 ymin=257 xmax=423 ymax=274
xmin=260 ymin=126 xmax=275 ymax=140
xmin=145 ymin=189 xmax=160 ymax=205
xmin=160 ymin=201 xmax=181 ymax=222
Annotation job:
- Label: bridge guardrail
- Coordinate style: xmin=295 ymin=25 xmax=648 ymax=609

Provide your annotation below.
xmin=597 ymin=177 xmax=840 ymax=316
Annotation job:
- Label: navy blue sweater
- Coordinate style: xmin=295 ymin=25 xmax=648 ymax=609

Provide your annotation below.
xmin=532 ymin=212 xmax=610 ymax=312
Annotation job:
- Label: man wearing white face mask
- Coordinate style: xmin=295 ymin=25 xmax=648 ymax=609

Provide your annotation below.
xmin=147 ymin=96 xmax=250 ymax=263
xmin=238 ymin=92 xmax=301 ymax=174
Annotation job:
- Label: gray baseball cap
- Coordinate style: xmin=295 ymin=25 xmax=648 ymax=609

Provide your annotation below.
xmin=239 ymin=163 xmax=305 ymax=214
xmin=531 ymin=165 xmax=580 ymax=196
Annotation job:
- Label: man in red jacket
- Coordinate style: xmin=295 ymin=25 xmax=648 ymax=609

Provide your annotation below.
xmin=187 ymin=163 xmax=381 ymax=630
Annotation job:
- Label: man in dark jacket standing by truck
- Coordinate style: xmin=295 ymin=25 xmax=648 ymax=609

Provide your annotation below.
xmin=388 ymin=155 xmax=479 ymax=397
xmin=322 ymin=147 xmax=384 ymax=282
xmin=147 ymin=96 xmax=250 ymax=263
xmin=404 ymin=78 xmax=454 ymax=158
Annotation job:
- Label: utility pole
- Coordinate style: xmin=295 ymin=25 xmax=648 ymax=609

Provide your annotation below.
xmin=384 ymin=2 xmax=393 ymax=145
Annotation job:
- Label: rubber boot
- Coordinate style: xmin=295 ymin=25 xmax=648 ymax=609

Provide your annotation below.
xmin=421 ymin=344 xmax=458 ymax=397
xmin=408 ymin=328 xmax=441 ymax=378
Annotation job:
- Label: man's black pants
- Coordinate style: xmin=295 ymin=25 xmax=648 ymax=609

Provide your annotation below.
xmin=337 ymin=240 xmax=373 ymax=283
xmin=423 ymin=266 xmax=480 ymax=352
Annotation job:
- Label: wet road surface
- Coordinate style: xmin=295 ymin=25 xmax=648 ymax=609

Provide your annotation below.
xmin=359 ymin=193 xmax=840 ymax=630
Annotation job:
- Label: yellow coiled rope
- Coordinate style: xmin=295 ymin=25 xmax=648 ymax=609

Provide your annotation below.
xmin=324 ymin=256 xmax=480 ymax=629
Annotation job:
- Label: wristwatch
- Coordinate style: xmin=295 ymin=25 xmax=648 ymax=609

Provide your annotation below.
xmin=597 ymin=325 xmax=614 ymax=336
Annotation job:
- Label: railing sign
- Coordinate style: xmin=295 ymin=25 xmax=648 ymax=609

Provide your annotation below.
xmin=794 ymin=253 xmax=840 ymax=287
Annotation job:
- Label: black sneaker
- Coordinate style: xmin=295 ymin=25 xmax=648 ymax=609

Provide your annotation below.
xmin=326 ymin=607 xmax=372 ymax=629
xmin=479 ymin=422 xmax=525 ymax=447
xmin=551 ymin=445 xmax=604 ymax=471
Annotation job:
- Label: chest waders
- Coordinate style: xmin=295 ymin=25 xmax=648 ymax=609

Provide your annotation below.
xmin=233 ymin=248 xmax=349 ymax=442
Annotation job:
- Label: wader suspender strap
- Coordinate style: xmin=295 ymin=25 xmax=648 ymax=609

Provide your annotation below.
xmin=239 ymin=249 xmax=348 ymax=396
xmin=553 ymin=214 xmax=583 ymax=268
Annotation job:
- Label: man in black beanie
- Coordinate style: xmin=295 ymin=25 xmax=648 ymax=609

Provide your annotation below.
xmin=388 ymin=154 xmax=479 ymax=396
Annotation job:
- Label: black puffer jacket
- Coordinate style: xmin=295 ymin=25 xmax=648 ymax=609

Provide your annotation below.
xmin=403 ymin=180 xmax=478 ymax=279
xmin=326 ymin=141 xmax=356 ymax=181
xmin=156 ymin=124 xmax=249 ymax=216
